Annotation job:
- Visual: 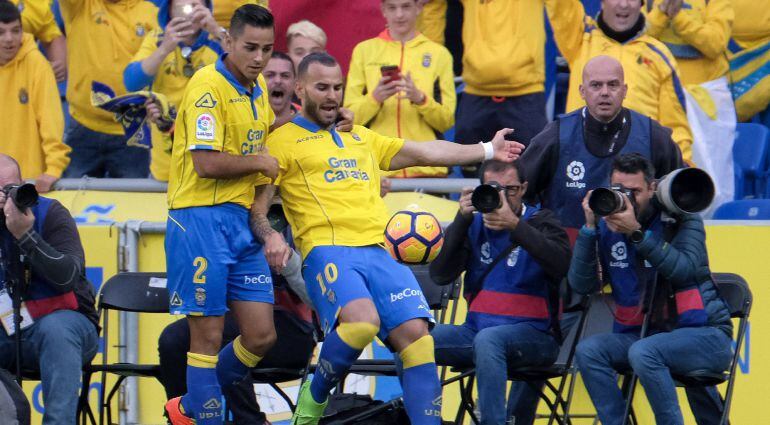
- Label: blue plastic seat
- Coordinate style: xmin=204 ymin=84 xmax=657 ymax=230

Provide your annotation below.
xmin=713 ymin=199 xmax=770 ymax=219
xmin=732 ymin=123 xmax=769 ymax=198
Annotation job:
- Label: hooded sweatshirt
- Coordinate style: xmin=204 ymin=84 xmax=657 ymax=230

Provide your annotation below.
xmin=59 ymin=0 xmax=158 ymax=135
xmin=123 ymin=0 xmax=222 ymax=180
xmin=1 ymin=33 xmax=69 ymax=179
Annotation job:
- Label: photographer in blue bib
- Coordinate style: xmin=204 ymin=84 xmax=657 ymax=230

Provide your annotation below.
xmin=0 ymin=154 xmax=98 ymax=425
xmin=570 ymin=153 xmax=732 ymax=425
xmin=427 ymin=160 xmax=571 ymax=425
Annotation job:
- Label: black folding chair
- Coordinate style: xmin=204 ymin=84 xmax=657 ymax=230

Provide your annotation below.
xmin=615 ymin=273 xmax=752 ymax=425
xmin=671 ymin=273 xmax=752 ymax=425
xmin=446 ymin=292 xmax=591 ymax=425
xmin=82 ymin=272 xmax=168 ymax=425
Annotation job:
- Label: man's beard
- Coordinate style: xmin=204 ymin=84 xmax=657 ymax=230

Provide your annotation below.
xmin=304 ymin=97 xmax=337 ymax=127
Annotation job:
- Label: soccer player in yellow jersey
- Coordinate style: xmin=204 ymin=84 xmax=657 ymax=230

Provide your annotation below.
xmin=258 ymin=52 xmax=523 ymax=425
xmin=163 ymin=5 xmax=286 ymax=425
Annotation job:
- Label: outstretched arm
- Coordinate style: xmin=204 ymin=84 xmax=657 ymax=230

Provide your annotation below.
xmin=251 ymin=185 xmax=291 ymax=272
xmin=388 ymin=128 xmax=523 ymax=170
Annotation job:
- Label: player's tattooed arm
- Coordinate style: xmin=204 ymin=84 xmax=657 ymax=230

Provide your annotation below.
xmin=252 ymin=184 xmax=292 ymax=272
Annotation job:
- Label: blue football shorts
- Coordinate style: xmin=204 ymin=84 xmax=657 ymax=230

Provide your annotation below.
xmin=302 ymin=245 xmax=434 ymax=342
xmin=166 ymin=203 xmax=274 ymax=316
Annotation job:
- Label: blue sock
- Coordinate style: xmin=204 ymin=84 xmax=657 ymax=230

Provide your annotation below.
xmin=399 ymin=335 xmax=442 ymax=425
xmin=310 ymin=322 xmax=378 ymax=403
xmin=182 ymin=352 xmax=223 ymax=424
xmin=217 ymin=336 xmax=262 ymax=394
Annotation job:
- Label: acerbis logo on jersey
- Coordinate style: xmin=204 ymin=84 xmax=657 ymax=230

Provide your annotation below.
xmin=196 ymin=114 xmax=215 ymax=140
xmin=566 ymin=161 xmax=586 ymax=188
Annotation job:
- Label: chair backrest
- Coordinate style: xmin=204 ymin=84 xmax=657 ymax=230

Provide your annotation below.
xmin=712 ymin=273 xmax=753 ymax=319
xmin=713 ymin=199 xmax=770 ymax=220
xmin=98 ymin=272 xmax=169 ymax=313
xmin=733 ymin=123 xmax=769 ymax=177
xmin=409 ymin=264 xmax=451 ymax=311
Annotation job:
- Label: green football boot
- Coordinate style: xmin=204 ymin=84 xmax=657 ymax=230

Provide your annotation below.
xmin=291 ymin=380 xmax=328 ymax=425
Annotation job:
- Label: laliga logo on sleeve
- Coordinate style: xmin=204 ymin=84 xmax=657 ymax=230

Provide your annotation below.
xmin=196 ymin=114 xmax=215 ymax=140
xmin=565 ymin=161 xmax=586 ymax=189
xmin=610 ymin=241 xmax=629 ymax=268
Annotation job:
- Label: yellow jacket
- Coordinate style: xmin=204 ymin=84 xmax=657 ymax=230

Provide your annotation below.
xmin=645 ymin=0 xmax=733 ymax=85
xmin=417 ymin=0 xmax=446 ymax=45
xmin=460 ymin=0 xmax=545 ymax=96
xmin=11 ymin=0 xmax=62 ymax=43
xmin=546 ymin=0 xmax=693 ymax=161
xmin=59 ymin=0 xmax=158 ymax=135
xmin=1 ymin=34 xmax=69 ymax=179
xmin=345 ymin=30 xmax=456 ymax=177
xmin=731 ymin=0 xmax=770 ymax=49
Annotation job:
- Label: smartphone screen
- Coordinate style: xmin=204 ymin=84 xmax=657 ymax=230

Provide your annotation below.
xmin=380 ymin=65 xmax=401 ymax=84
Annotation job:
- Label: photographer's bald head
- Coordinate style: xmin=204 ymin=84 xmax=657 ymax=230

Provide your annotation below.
xmin=0 ymin=154 xmax=23 ymax=186
xmin=579 ymin=55 xmax=628 ymax=122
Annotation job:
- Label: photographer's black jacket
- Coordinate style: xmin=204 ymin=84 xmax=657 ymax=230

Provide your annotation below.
xmin=430 ymin=207 xmax=571 ymax=286
xmin=521 ymin=107 xmax=684 ymax=206
xmin=5 ymin=198 xmax=98 ymax=327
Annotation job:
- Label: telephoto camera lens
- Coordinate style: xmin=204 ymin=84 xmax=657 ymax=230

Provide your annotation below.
xmin=588 ymin=187 xmax=626 ymax=216
xmin=471 ymin=183 xmax=503 ymax=213
xmin=4 ymin=183 xmax=39 ymax=210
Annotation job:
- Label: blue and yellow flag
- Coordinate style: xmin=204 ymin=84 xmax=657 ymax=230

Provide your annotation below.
xmin=729 ymin=40 xmax=770 ymax=121
xmin=91 ymin=81 xmax=176 ymax=148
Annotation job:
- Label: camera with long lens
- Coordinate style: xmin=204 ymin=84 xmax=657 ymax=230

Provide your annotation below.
xmin=2 ymin=183 xmax=39 ymax=211
xmin=589 ymin=167 xmax=715 ymax=217
xmin=471 ymin=181 xmax=504 ymax=213
xmin=588 ymin=185 xmax=634 ymax=216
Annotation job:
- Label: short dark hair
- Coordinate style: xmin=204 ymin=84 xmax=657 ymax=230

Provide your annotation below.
xmin=269 ymin=51 xmax=295 ymax=76
xmin=0 ymin=1 xmax=22 ymax=25
xmin=297 ymin=52 xmax=338 ymax=80
xmin=612 ymin=153 xmax=655 ymax=183
xmin=229 ymin=4 xmax=273 ymax=37
xmin=480 ymin=160 xmax=527 ymax=184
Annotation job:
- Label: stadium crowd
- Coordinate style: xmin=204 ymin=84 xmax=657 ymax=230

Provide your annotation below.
xmin=0 ymin=0 xmax=766 ymax=424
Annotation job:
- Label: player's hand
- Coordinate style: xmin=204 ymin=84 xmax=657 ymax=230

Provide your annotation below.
xmin=255 ymin=151 xmax=280 ymax=181
xmin=144 ymin=97 xmax=163 ymax=124
xmin=35 ymin=174 xmax=58 ymax=193
xmin=398 ymin=73 xmax=426 ymax=104
xmin=50 ymin=59 xmax=67 ymax=82
xmin=605 ymin=193 xmax=641 ymax=236
xmin=335 ymin=107 xmax=355 ymax=132
xmin=582 ymin=191 xmax=596 ymax=229
xmin=458 ymin=187 xmax=476 ymax=218
xmin=380 ymin=177 xmax=391 ymax=198
xmin=3 ymin=197 xmax=35 ymax=240
xmin=372 ymin=76 xmax=402 ymax=103
xmin=160 ymin=18 xmax=195 ymax=54
xmin=490 ymin=128 xmax=524 ymax=162
xmin=661 ymin=0 xmax=683 ymax=17
xmin=483 ymin=191 xmax=519 ymax=230
xmin=190 ymin=3 xmax=219 ymax=35
xmin=264 ymin=232 xmax=291 ymax=272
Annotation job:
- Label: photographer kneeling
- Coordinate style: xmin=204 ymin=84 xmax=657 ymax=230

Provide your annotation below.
xmin=0 ymin=154 xmax=98 ymax=425
xmin=429 ymin=160 xmax=570 ymax=425
xmin=571 ymin=153 xmax=732 ymax=425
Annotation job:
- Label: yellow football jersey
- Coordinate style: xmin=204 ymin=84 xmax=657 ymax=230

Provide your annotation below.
xmin=167 ymin=58 xmax=274 ymax=210
xmin=266 ymin=118 xmax=404 ymax=258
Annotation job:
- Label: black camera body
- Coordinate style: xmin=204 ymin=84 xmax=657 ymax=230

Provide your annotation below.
xmin=471 ymin=182 xmax=504 ymax=213
xmin=588 ymin=185 xmax=634 ymax=216
xmin=2 ymin=183 xmax=39 ymax=211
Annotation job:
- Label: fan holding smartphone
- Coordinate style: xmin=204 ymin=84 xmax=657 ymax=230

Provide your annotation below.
xmin=345 ymin=0 xmax=457 ymax=178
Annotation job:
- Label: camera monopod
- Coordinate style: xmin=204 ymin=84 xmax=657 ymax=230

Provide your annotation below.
xmin=0 ymin=231 xmax=27 ymax=385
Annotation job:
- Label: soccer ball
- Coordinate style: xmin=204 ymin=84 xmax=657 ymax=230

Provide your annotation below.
xmin=384 ymin=210 xmax=444 ymax=264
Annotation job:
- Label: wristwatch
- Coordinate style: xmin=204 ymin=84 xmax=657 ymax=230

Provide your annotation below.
xmin=629 ymin=229 xmax=645 ymax=244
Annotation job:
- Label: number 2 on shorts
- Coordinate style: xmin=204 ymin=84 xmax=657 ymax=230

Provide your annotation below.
xmin=193 ymin=256 xmax=208 ymax=284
